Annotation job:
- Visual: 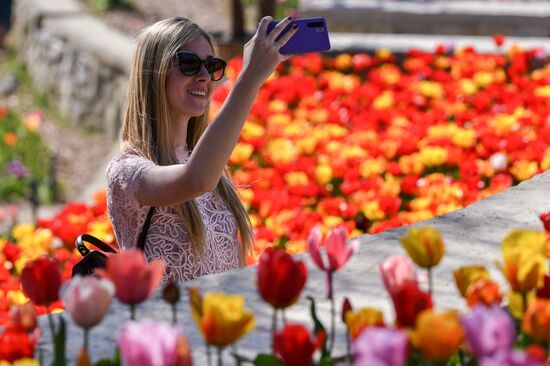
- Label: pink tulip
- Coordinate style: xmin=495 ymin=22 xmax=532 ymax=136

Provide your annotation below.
xmin=118 ymin=319 xmax=192 ymax=366
xmin=62 ymin=275 xmax=115 ymax=329
xmin=96 ymin=249 xmax=165 ymax=306
xmin=308 ymin=226 xmax=358 ymax=273
xmin=378 ymin=255 xmax=417 ymax=296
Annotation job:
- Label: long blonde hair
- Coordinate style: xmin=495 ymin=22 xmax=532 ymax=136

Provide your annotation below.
xmin=121 ymin=17 xmax=253 ymax=259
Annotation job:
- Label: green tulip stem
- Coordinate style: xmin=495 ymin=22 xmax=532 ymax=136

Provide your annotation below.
xmin=130 ymin=304 xmax=136 ymax=321
xmin=521 ymin=291 xmax=528 ymax=314
xmin=328 ymin=271 xmax=335 ymax=356
xmin=171 ymin=303 xmax=177 ymax=324
xmin=83 ymin=329 xmax=89 ymax=354
xmin=345 ymin=330 xmax=352 ymax=364
xmin=282 ymin=309 xmax=287 ymax=325
xmin=206 ymin=344 xmax=212 ymax=366
xmin=46 ymin=308 xmax=56 ymax=341
xmin=428 ymin=268 xmax=433 ymax=296
xmin=271 ymin=308 xmax=278 ymax=354
xmin=217 ymin=346 xmax=223 ymax=366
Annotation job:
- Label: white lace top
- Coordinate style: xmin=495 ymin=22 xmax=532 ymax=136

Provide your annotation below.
xmin=106 ymin=145 xmax=240 ymax=282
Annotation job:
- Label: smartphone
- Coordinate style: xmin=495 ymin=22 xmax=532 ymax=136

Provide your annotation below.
xmin=267 ymin=17 xmax=331 ymax=55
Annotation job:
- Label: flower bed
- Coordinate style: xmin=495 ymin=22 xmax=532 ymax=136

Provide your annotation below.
xmin=212 ymin=42 xmax=550 ymax=256
xmin=0 ymin=41 xmax=548 ymax=341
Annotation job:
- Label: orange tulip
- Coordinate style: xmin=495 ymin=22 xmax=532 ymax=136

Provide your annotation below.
xmin=522 ymin=298 xmax=550 ymax=342
xmin=465 ymin=278 xmax=502 ymax=307
xmin=453 ymin=265 xmax=490 ymax=297
xmin=414 ymin=310 xmax=464 ymax=362
xmin=344 ymin=307 xmax=384 ymax=339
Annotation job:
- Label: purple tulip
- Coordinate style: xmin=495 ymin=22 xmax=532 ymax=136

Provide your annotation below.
xmin=352 ymin=327 xmax=408 ymax=366
xmin=460 ymin=304 xmax=515 ymax=360
xmin=117 ymin=319 xmax=183 ymax=366
xmin=480 ymin=349 xmax=546 ymax=366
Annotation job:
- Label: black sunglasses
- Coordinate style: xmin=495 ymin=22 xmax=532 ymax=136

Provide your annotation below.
xmin=174 ymin=51 xmax=226 ymax=81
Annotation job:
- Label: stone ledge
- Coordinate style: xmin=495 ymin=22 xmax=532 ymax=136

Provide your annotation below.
xmin=37 ymin=169 xmax=550 ymax=364
xmin=300 ymin=0 xmax=550 ymax=36
xmin=328 ymin=32 xmax=550 ymax=54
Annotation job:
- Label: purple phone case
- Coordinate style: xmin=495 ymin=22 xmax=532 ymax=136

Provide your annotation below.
xmin=267 ymin=17 xmax=331 ymax=55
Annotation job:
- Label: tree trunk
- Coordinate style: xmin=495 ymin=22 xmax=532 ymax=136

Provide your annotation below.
xmin=259 ymin=0 xmax=276 ymax=21
xmin=231 ymin=0 xmax=245 ymax=41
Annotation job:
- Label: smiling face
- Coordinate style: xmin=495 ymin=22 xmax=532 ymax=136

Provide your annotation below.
xmin=165 ymin=36 xmax=213 ymax=124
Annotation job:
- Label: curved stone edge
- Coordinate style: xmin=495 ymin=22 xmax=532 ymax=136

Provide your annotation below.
xmin=37 ymin=170 xmax=550 ymax=364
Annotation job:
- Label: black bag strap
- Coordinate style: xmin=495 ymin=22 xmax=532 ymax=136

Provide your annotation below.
xmin=76 ymin=234 xmax=117 ymax=257
xmin=137 ymin=207 xmax=154 ymax=251
xmin=76 ymin=207 xmax=154 ymax=257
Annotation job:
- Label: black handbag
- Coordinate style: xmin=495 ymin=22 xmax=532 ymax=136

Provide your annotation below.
xmin=72 ymin=207 xmax=154 ymax=277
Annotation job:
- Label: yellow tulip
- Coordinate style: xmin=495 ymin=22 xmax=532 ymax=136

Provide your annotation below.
xmin=189 ymin=288 xmax=255 ymax=348
xmin=344 ymin=307 xmax=385 ymax=339
xmin=400 ymin=226 xmax=445 ymax=268
xmin=453 ymin=265 xmax=490 ymax=297
xmin=500 ymin=230 xmax=547 ymax=293
xmin=414 ymin=310 xmax=463 ymax=362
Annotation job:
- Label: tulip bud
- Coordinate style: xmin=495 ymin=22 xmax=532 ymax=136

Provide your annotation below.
xmin=341 ymin=297 xmax=352 ymax=323
xmin=162 ymin=280 xmax=181 ymax=305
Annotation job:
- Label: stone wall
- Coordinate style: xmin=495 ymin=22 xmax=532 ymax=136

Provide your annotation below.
xmin=12 ymin=0 xmax=133 ymax=139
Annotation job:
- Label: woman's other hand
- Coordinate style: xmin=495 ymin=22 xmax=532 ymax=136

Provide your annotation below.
xmin=240 ymin=16 xmax=298 ymax=88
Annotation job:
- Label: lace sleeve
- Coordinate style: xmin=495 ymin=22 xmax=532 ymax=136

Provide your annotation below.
xmin=106 ymin=153 xmax=156 ymax=249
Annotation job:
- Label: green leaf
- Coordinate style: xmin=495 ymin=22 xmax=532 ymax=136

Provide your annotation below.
xmin=306 ymin=296 xmax=329 ymax=358
xmin=318 ymin=355 xmax=334 ymax=366
xmin=253 ymin=354 xmax=282 ymax=366
xmin=93 ymin=360 xmax=114 ymax=366
xmin=52 ymin=316 xmax=67 ymax=366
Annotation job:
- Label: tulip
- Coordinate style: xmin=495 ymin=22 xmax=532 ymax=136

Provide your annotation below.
xmin=400 ymin=226 xmax=444 ymax=295
xmin=352 ymin=327 xmax=408 ymax=366
xmin=188 ymin=288 xmax=255 ymax=349
xmin=0 ymin=325 xmax=36 ymax=362
xmin=344 ymin=307 xmax=385 ymax=339
xmin=535 ymin=274 xmax=550 ymax=299
xmin=162 ymin=280 xmax=181 ymax=324
xmin=460 ymin=304 xmax=515 ymax=359
xmin=499 ymin=230 xmax=547 ymax=296
xmin=307 ymin=225 xmax=357 ymax=354
xmin=539 ymin=212 xmax=550 ymax=232
xmin=117 ymin=319 xmax=192 ymax=366
xmin=453 ymin=265 xmax=490 ymax=297
xmin=480 ymin=349 xmax=546 ymax=366
xmin=62 ymin=275 xmax=114 ymax=330
xmin=274 ymin=323 xmax=323 ymax=366
xmin=378 ymin=255 xmax=417 ymax=296
xmin=390 ymin=279 xmax=433 ymax=328
xmin=257 ymin=247 xmax=307 ymax=309
xmin=414 ymin=310 xmax=463 ymax=362
xmin=465 ymin=278 xmax=502 ymax=307
xmin=20 ymin=256 xmax=62 ymax=307
xmin=96 ymin=249 xmax=165 ymax=319
xmin=10 ymin=303 xmax=37 ymax=332
xmin=522 ymin=298 xmax=550 ymax=343
xmin=400 ymin=226 xmax=445 ymax=269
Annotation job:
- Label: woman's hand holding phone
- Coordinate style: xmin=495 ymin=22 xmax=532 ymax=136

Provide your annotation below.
xmin=240 ymin=16 xmax=299 ymax=89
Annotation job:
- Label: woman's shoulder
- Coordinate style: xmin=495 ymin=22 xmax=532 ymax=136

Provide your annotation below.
xmin=106 ymin=150 xmax=156 ymax=182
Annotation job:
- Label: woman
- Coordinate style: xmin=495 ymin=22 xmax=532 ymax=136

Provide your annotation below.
xmin=106 ymin=16 xmax=297 ymax=281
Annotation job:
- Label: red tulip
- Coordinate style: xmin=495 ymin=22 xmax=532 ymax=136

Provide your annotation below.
xmin=257 ymin=248 xmax=308 ymax=309
xmin=492 ymin=34 xmax=506 ymax=47
xmin=0 ymin=325 xmax=36 ymax=362
xmin=539 ymin=212 xmax=550 ymax=232
xmin=20 ymin=256 xmax=62 ymax=307
xmin=390 ymin=280 xmax=433 ymax=328
xmin=274 ymin=323 xmax=323 ymax=366
xmin=96 ymin=249 xmax=165 ymax=306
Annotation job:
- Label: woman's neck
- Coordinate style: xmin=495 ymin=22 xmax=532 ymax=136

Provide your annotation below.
xmin=171 ymin=116 xmax=190 ymax=149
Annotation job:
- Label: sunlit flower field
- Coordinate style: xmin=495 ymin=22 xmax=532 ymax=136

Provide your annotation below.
xmin=0 ymin=42 xmax=549 ymax=326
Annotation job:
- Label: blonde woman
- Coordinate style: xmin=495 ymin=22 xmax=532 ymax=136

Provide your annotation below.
xmin=106 ymin=16 xmax=298 ymax=281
